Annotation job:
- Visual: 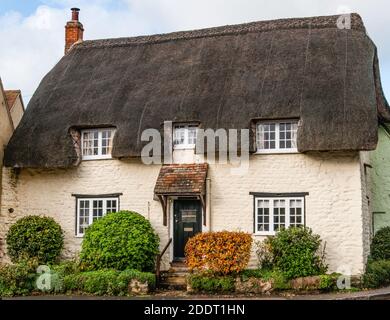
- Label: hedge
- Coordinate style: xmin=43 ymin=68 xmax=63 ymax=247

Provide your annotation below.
xmin=187 ymin=274 xmax=235 ymax=293
xmin=63 ymin=269 xmax=155 ymax=295
xmin=185 ymin=231 xmax=252 ymax=275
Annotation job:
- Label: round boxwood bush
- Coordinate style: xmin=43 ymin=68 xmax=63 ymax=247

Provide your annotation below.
xmin=80 ymin=211 xmax=159 ymax=272
xmin=370 ymin=227 xmax=390 ymax=260
xmin=265 ymin=227 xmax=327 ymax=279
xmin=6 ymin=216 xmax=64 ymax=264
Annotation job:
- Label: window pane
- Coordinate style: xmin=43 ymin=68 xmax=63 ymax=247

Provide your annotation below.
xmin=101 ymin=130 xmax=113 ymax=155
xmin=93 ymin=200 xmax=103 ymax=221
xmin=106 ymin=200 xmax=118 ymax=213
xmin=257 ymin=200 xmax=270 ymax=232
xmin=188 ymin=126 xmax=198 ymax=145
xmin=174 ymin=125 xmax=198 ymax=147
xmin=273 ymin=199 xmax=286 ymax=231
xmin=279 ymin=121 xmax=298 ymax=150
xmin=82 ymin=129 xmax=114 ymax=158
xmin=257 ymin=123 xmax=276 ymax=150
xmin=289 ymin=199 xmax=303 ymax=227
xmin=79 ymin=200 xmax=90 ymax=234
xmin=173 ymin=126 xmax=186 ymax=146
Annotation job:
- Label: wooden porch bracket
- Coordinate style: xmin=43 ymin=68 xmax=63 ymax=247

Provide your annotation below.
xmin=157 ymin=195 xmax=168 ymax=226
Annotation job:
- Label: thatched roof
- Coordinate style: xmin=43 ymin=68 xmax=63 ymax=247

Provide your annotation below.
xmin=4 ymin=13 xmax=389 ymax=168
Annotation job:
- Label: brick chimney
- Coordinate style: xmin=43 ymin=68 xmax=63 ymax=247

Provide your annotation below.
xmin=65 ymin=8 xmax=84 ymax=54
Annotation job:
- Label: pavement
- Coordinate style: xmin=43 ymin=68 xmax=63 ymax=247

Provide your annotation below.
xmin=2 ymin=287 xmax=390 ymax=300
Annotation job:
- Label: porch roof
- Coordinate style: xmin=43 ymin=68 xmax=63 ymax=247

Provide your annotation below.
xmin=154 ymin=163 xmax=208 ymax=196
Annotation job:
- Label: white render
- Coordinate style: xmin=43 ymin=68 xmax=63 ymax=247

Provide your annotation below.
xmin=0 ymin=151 xmax=372 ymax=275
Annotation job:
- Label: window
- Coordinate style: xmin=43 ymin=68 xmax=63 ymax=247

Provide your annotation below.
xmin=255 ymin=196 xmax=304 ymax=235
xmin=173 ymin=124 xmax=198 ymax=149
xmin=256 ymin=120 xmax=298 ymax=153
xmin=81 ymin=128 xmax=115 ymax=160
xmin=76 ymin=197 xmax=118 ymax=236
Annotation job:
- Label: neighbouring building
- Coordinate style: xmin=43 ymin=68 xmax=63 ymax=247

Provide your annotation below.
xmin=1 ymin=10 xmax=389 ymax=276
xmin=0 ymin=78 xmax=24 ymax=209
xmin=370 ymin=124 xmax=390 ymax=233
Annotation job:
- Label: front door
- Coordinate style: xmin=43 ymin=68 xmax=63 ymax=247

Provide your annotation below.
xmin=173 ymin=199 xmax=202 ymax=260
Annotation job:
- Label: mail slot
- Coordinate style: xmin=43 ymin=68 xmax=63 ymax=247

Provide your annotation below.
xmin=184 ymin=227 xmax=193 ymax=232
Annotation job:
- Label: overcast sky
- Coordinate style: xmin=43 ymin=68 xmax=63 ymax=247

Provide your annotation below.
xmin=0 ymin=0 xmax=389 ymax=105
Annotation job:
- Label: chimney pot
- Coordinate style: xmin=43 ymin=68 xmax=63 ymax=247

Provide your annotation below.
xmin=71 ymin=8 xmax=80 ymax=21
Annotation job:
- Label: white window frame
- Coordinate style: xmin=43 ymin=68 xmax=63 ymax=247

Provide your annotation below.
xmin=76 ymin=197 xmax=119 ymax=237
xmin=256 ymin=120 xmax=298 ymax=154
xmin=254 ymin=196 xmax=305 ymax=236
xmin=81 ymin=128 xmax=115 ymax=160
xmin=173 ymin=124 xmax=198 ymax=150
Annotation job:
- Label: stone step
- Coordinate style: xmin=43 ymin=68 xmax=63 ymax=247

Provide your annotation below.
xmin=159 ymin=282 xmax=187 ymax=290
xmin=160 ymin=271 xmax=188 ymax=290
xmin=168 ymin=267 xmax=189 ymax=274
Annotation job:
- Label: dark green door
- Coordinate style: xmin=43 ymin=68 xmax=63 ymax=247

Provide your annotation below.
xmin=173 ymin=199 xmax=202 ymax=260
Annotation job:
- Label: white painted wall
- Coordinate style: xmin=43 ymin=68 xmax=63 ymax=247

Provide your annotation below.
xmin=0 ymin=151 xmax=368 ymax=275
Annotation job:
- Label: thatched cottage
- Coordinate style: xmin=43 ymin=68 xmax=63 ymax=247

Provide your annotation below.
xmin=1 ymin=9 xmax=389 ymax=275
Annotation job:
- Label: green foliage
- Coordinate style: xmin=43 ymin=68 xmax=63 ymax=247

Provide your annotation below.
xmin=318 ymin=274 xmax=339 ymax=291
xmin=370 ymin=227 xmax=390 ymax=261
xmin=6 ymin=216 xmax=64 ymax=264
xmin=240 ymin=269 xmax=290 ymax=290
xmin=363 ymin=259 xmax=390 ymax=288
xmin=42 ymin=260 xmax=81 ymax=293
xmin=63 ymin=269 xmax=155 ymax=295
xmin=80 ymin=211 xmax=159 ymax=271
xmin=0 ymin=259 xmax=39 ymax=297
xmin=255 ymin=240 xmax=274 ymax=270
xmin=264 ymin=227 xmax=327 ymax=279
xmin=187 ymin=274 xmax=235 ymax=293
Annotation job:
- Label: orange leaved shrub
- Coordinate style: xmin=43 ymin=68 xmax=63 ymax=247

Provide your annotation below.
xmin=185 ymin=231 xmax=252 ymax=275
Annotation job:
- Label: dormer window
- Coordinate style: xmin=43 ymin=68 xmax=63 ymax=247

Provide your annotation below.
xmin=256 ymin=120 xmax=298 ymax=153
xmin=81 ymin=128 xmax=115 ymax=160
xmin=173 ymin=124 xmax=198 ymax=149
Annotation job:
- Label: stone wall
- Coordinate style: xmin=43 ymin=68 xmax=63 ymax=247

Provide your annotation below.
xmin=0 ymin=152 xmax=368 ymax=274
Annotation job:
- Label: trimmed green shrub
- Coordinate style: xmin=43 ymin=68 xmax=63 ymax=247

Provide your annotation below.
xmin=370 ymin=227 xmax=390 ymax=261
xmin=6 ymin=216 xmax=64 ymax=264
xmin=0 ymin=259 xmax=39 ymax=297
xmin=240 ymin=269 xmax=290 ymax=290
xmin=363 ymin=260 xmax=390 ymax=288
xmin=264 ymin=227 xmax=327 ymax=279
xmin=63 ymin=269 xmax=155 ymax=295
xmin=80 ymin=211 xmax=159 ymax=272
xmin=187 ymin=274 xmax=235 ymax=293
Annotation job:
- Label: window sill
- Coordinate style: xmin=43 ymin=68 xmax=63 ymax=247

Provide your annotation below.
xmin=82 ymin=156 xmax=114 ymax=161
xmin=173 ymin=146 xmax=196 ymax=150
xmin=254 ymin=232 xmax=276 ymax=236
xmin=75 ymin=234 xmax=84 ymax=238
xmin=254 ymin=150 xmax=299 ymax=155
